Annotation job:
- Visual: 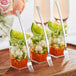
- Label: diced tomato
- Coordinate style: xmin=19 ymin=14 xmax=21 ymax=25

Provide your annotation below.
xmin=50 ymin=45 xmax=65 ymax=56
xmin=31 ymin=49 xmax=48 ymax=62
xmin=11 ymin=57 xmax=28 ymax=69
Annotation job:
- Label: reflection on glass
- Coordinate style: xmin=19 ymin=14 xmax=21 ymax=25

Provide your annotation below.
xmin=54 ymin=0 xmax=69 ymax=21
xmin=34 ymin=0 xmax=50 ymax=24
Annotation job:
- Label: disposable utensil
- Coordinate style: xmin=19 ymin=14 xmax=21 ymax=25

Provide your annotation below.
xmin=36 ymin=6 xmax=53 ymax=67
xmin=55 ymin=2 xmax=69 ymax=61
xmin=16 ymin=10 xmax=34 ymax=72
xmin=50 ymin=0 xmax=54 ymax=21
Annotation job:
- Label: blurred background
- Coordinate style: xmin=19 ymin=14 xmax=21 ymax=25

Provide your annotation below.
xmin=11 ymin=0 xmax=76 ymax=45
xmin=0 ymin=0 xmax=76 ymax=49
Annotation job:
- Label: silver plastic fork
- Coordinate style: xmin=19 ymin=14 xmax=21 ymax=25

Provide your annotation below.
xmin=36 ymin=6 xmax=53 ymax=67
xmin=16 ymin=10 xmax=34 ymax=72
xmin=56 ymin=2 xmax=70 ymax=61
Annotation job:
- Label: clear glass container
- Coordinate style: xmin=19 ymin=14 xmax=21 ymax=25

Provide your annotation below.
xmin=54 ymin=0 xmax=69 ymax=21
xmin=29 ymin=23 xmax=48 ymax=64
xmin=48 ymin=21 xmax=66 ymax=58
xmin=49 ymin=36 xmax=65 ymax=58
xmin=34 ymin=0 xmax=50 ymax=24
xmin=10 ymin=45 xmax=28 ymax=70
xmin=9 ymin=29 xmax=29 ymax=70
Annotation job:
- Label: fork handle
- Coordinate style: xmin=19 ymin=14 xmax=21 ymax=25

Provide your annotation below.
xmin=55 ymin=2 xmax=67 ymax=49
xmin=36 ymin=6 xmax=50 ymax=54
xmin=16 ymin=10 xmax=31 ymax=59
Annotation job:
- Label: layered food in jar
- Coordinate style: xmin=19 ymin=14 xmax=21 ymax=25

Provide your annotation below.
xmin=10 ymin=29 xmax=30 ymax=69
xmin=30 ymin=23 xmax=48 ymax=63
xmin=48 ymin=21 xmax=67 ymax=58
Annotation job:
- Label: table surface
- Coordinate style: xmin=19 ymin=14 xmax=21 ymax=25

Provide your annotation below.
xmin=0 ymin=45 xmax=76 ymax=76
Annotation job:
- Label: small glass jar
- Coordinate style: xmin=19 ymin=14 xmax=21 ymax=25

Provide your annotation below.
xmin=48 ymin=21 xmax=66 ymax=58
xmin=29 ymin=23 xmax=48 ymax=63
xmin=10 ymin=45 xmax=28 ymax=70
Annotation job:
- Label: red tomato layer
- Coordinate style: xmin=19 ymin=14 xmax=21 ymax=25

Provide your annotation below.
xmin=31 ymin=49 xmax=48 ymax=62
xmin=50 ymin=46 xmax=65 ymax=56
xmin=11 ymin=57 xmax=28 ymax=69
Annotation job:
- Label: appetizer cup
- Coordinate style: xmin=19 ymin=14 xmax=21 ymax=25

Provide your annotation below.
xmin=48 ymin=21 xmax=66 ymax=58
xmin=9 ymin=30 xmax=28 ymax=70
xmin=30 ymin=23 xmax=48 ymax=64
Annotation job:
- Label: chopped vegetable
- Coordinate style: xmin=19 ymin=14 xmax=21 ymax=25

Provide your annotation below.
xmin=48 ymin=21 xmax=67 ymax=38
xmin=31 ymin=23 xmax=48 ymax=54
xmin=48 ymin=21 xmax=66 ymax=56
xmin=31 ymin=49 xmax=48 ymax=62
xmin=11 ymin=57 xmax=28 ymax=69
xmin=31 ymin=23 xmax=44 ymax=35
xmin=50 ymin=45 xmax=65 ymax=56
xmin=10 ymin=29 xmax=30 ymax=39
xmin=10 ymin=29 xmax=29 ymax=69
xmin=30 ymin=23 xmax=48 ymax=62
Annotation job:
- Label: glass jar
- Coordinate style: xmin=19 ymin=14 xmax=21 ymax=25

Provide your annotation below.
xmin=34 ymin=0 xmax=50 ymax=24
xmin=30 ymin=23 xmax=48 ymax=63
xmin=10 ymin=45 xmax=28 ymax=70
xmin=48 ymin=21 xmax=66 ymax=58
xmin=9 ymin=29 xmax=29 ymax=70
xmin=54 ymin=0 xmax=69 ymax=21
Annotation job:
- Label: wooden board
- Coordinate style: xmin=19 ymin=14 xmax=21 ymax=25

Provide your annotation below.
xmin=0 ymin=48 xmax=76 ymax=76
